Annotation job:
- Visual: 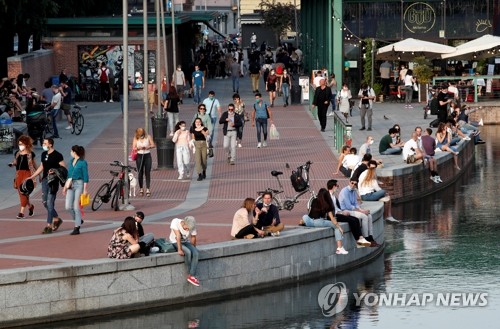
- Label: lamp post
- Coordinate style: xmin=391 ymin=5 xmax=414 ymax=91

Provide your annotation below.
xmin=143 ymin=0 xmax=149 ymax=132
xmin=172 ymin=0 xmax=177 ymax=74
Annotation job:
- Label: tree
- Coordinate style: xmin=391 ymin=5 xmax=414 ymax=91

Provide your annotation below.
xmin=412 ymin=56 xmax=434 ymax=85
xmin=259 ymin=0 xmax=296 ymax=47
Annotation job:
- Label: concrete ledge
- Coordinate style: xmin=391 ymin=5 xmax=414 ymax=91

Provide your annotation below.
xmin=0 ymin=203 xmax=384 ymax=327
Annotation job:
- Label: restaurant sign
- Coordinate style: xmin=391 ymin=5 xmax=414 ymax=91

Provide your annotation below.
xmin=404 ymin=2 xmax=436 ymax=34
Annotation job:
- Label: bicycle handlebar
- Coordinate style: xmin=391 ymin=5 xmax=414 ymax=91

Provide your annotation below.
xmin=110 ymin=160 xmax=137 ymax=171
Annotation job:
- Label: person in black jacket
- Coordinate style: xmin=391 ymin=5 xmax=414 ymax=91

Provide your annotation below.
xmin=135 ymin=211 xmax=156 ymax=255
xmin=219 ymin=104 xmax=243 ymax=165
xmin=312 ymin=78 xmax=332 ymax=132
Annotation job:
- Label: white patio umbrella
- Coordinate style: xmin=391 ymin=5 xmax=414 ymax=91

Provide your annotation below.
xmin=441 ymin=34 xmax=500 ymax=59
xmin=376 ymin=38 xmax=456 ymax=61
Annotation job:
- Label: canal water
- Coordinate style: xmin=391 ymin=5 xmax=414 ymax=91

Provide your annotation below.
xmin=43 ymin=127 xmax=500 ymax=329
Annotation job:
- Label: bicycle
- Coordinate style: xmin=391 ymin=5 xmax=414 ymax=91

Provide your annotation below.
xmin=256 ymin=161 xmax=317 ymax=211
xmin=92 ymin=161 xmax=136 ymax=211
xmin=70 ymin=104 xmax=86 ymax=135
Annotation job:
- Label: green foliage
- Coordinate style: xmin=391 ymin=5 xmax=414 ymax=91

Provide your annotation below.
xmin=412 ymin=56 xmax=434 ymax=85
xmin=259 ymin=0 xmax=296 ymax=46
xmin=372 ymin=82 xmax=383 ymax=96
xmin=362 ymin=38 xmax=374 ymax=86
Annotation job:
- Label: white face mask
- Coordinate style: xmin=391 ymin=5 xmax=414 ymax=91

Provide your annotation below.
xmin=180 ymin=126 xmax=186 ymax=131
xmin=42 ymin=146 xmax=49 ymax=151
xmin=19 ymin=145 xmax=26 ymax=151
xmin=369 ymin=140 xmax=374 ymax=145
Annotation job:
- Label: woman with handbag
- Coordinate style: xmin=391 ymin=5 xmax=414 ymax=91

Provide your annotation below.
xmin=163 ymin=85 xmax=180 ymax=136
xmin=10 ymin=135 xmax=37 ymax=219
xmin=63 ymin=145 xmax=89 ymax=235
xmin=190 ymin=118 xmax=209 ymax=181
xmin=172 ymin=121 xmax=192 ymax=180
xmin=232 ymin=93 xmax=246 ymax=148
xmin=132 ymin=128 xmax=155 ymax=197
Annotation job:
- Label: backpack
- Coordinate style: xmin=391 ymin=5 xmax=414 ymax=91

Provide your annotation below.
xmin=290 ymin=167 xmax=308 ymax=192
xmin=99 ymin=68 xmax=108 ymax=83
xmin=276 ymin=65 xmax=283 ymax=75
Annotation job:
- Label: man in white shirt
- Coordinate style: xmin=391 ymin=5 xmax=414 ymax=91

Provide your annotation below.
xmin=202 ymin=90 xmax=222 ymax=129
xmin=402 ymin=132 xmax=424 ymax=163
xmin=169 ymin=216 xmax=200 ymax=286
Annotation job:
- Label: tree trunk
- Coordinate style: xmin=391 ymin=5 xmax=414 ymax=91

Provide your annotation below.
xmin=0 ymin=31 xmax=15 ymax=77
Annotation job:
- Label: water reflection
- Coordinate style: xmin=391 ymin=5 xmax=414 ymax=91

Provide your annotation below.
xmin=38 ymin=127 xmax=500 ymax=329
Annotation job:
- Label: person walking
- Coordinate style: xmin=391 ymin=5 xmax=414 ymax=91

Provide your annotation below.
xmin=328 ymin=73 xmax=338 ymax=115
xmin=232 ymin=94 xmax=246 ymax=148
xmin=337 ymin=83 xmax=352 ymax=123
xmin=27 ymin=138 xmax=66 ymax=234
xmin=163 ymin=85 xmax=180 ymax=136
xmin=202 ymin=91 xmax=222 ymax=129
xmin=230 ymin=57 xmax=241 ymax=93
xmin=248 ymin=59 xmax=261 ymax=93
xmin=280 ymin=69 xmax=291 ymax=107
xmin=172 ymin=121 xmax=192 ymax=180
xmin=117 ymin=69 xmax=132 ymax=117
xmin=49 ymin=85 xmax=62 ymax=138
xmin=191 ymin=104 xmax=213 ymax=135
xmin=172 ymin=65 xmax=186 ymax=104
xmin=10 ymin=136 xmax=38 ymax=219
xmin=191 ymin=118 xmax=209 ymax=181
xmin=63 ymin=145 xmax=89 ymax=235
xmin=132 ymin=128 xmax=155 ymax=197
xmin=265 ymin=69 xmax=278 ymax=107
xmin=98 ymin=62 xmax=111 ymax=102
xmin=357 ymin=83 xmax=376 ymax=131
xmin=219 ymin=103 xmax=243 ymax=165
xmin=312 ymin=78 xmax=332 ymax=132
xmin=404 ymin=69 xmax=416 ymax=108
xmin=191 ymin=65 xmax=205 ymax=104
xmin=251 ymin=93 xmax=273 ymax=148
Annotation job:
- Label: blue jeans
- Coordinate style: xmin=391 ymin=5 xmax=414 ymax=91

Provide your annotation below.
xmin=173 ymin=241 xmax=199 ymax=276
xmin=193 ymin=85 xmax=202 ymax=104
xmin=42 ymin=178 xmax=58 ymax=225
xmin=330 ymin=93 xmax=337 ymax=111
xmin=282 ymin=83 xmax=290 ymax=104
xmin=51 ymin=108 xmax=60 ymax=137
xmin=381 ymin=147 xmax=402 ymax=155
xmin=361 ymin=189 xmax=386 ymax=201
xmin=65 ymin=179 xmax=84 ymax=226
xmin=302 ymin=215 xmax=343 ymax=241
xmin=255 ymin=118 xmax=268 ymax=143
xmin=232 ymin=76 xmax=239 ymax=92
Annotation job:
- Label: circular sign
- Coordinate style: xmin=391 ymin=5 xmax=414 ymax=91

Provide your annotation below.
xmin=404 ymin=2 xmax=436 ymax=34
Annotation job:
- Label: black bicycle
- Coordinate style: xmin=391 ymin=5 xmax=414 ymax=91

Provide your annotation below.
xmin=70 ymin=104 xmax=85 ymax=135
xmin=92 ymin=161 xmax=136 ymax=211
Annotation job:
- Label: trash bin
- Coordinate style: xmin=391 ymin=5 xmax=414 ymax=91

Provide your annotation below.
xmin=0 ymin=119 xmax=15 ymax=154
xmin=151 ymin=117 xmax=168 ymax=141
xmin=156 ymin=138 xmax=175 ymax=169
xmin=291 ymin=84 xmax=301 ymax=104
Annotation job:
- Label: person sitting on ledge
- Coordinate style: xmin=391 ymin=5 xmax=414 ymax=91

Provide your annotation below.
xmin=420 ymin=128 xmax=442 ymax=183
xmin=358 ymin=160 xmax=398 ymax=223
xmin=340 ymin=147 xmax=361 ymax=178
xmin=302 ymin=188 xmax=348 ymax=255
xmin=107 ymin=216 xmax=140 ymax=259
xmin=435 ymin=122 xmax=460 ymax=170
xmin=358 ymin=135 xmax=383 ymax=166
xmin=170 ymin=216 xmax=200 ymax=287
xmin=350 ymin=153 xmax=371 ymax=182
xmin=339 ymin=179 xmax=380 ymax=247
xmin=254 ymin=192 xmax=284 ymax=236
xmin=333 ymin=145 xmax=350 ymax=176
xmin=379 ymin=128 xmax=404 ymax=155
xmin=402 ymin=132 xmax=424 ymax=164
xmin=231 ymin=197 xmax=266 ymax=239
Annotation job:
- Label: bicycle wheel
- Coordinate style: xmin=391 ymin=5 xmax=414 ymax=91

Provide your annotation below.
xmin=92 ymin=183 xmax=110 ymax=211
xmin=111 ymin=181 xmax=123 ymax=211
xmin=74 ymin=112 xmax=84 ymax=135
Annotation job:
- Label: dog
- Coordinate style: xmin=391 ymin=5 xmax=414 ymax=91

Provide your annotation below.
xmin=128 ymin=173 xmax=138 ymax=197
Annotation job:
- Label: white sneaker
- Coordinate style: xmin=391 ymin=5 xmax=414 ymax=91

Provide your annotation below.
xmin=336 ymin=247 xmax=348 ymax=255
xmin=109 ymin=99 xmax=114 ymax=103
xmin=271 ymin=231 xmax=280 ymax=237
xmin=357 ymin=237 xmax=371 ymax=247
xmin=478 ymin=118 xmax=484 ymax=126
xmin=65 ymin=125 xmax=72 ymax=130
xmin=178 ymin=174 xmax=183 ymax=180
xmin=385 ymin=216 xmax=400 ymax=223
xmin=238 ymin=143 xmax=242 ymax=148
xmin=103 ymin=100 xmax=107 ymax=103
xmin=257 ymin=142 xmax=261 ymax=148
xmin=262 ymin=141 xmax=267 ymax=147
xmin=150 ymin=246 xmax=160 ymax=253
xmin=430 ymin=176 xmax=438 ymax=183
xmin=436 ymin=176 xmax=443 ymax=183
xmin=463 ymin=136 xmax=471 ymax=141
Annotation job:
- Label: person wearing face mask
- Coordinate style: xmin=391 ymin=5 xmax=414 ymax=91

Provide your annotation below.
xmin=132 ymin=128 xmax=155 ymax=197
xmin=251 ymin=93 xmax=273 ymax=148
xmin=202 ymin=91 xmax=222 ymax=130
xmin=172 ymin=121 xmax=192 ymax=180
xmin=172 ymin=65 xmax=186 ymax=104
xmin=10 ymin=136 xmax=38 ymax=219
xmin=280 ymin=69 xmax=291 ymax=107
xmin=190 ymin=118 xmax=209 ymax=181
xmin=63 ymin=145 xmax=89 ymax=235
xmin=312 ymin=78 xmax=333 ymax=132
xmin=219 ymin=104 xmax=243 ymax=165
xmin=27 ymin=138 xmax=66 ymax=234
xmin=338 ymin=179 xmax=380 ymax=247
xmin=253 ymin=192 xmax=284 ymax=236
xmin=358 ymin=136 xmax=383 ymax=166
xmin=337 ymin=83 xmax=352 ymax=123
xmin=265 ymin=69 xmax=278 ymax=107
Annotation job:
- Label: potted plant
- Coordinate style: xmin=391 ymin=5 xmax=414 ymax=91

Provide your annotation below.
xmin=372 ymin=82 xmax=383 ymax=102
xmin=412 ymin=56 xmax=434 ymax=102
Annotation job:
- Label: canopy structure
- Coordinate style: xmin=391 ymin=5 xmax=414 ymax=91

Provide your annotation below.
xmin=441 ymin=34 xmax=500 ymax=60
xmin=376 ymin=38 xmax=456 ymax=61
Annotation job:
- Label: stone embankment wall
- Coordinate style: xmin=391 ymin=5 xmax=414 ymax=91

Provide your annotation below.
xmin=0 ymin=203 xmax=384 ymax=328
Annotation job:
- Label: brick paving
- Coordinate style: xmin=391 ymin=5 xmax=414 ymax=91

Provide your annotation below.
xmin=0 ymin=74 xmax=440 ymax=270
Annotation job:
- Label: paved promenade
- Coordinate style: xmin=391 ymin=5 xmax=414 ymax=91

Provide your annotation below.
xmin=0 ymin=75 xmax=435 ymax=271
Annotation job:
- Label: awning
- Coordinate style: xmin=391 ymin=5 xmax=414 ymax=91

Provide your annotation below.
xmin=376 ymin=38 xmax=456 ymax=61
xmin=441 ymin=34 xmax=500 ymax=60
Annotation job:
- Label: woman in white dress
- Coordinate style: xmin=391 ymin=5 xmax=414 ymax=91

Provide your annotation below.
xmin=337 ymin=83 xmax=352 ymax=123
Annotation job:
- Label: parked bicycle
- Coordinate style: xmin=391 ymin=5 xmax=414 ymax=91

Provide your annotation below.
xmin=256 ymin=161 xmax=316 ymax=211
xmin=26 ymin=103 xmax=53 ymax=145
xmin=70 ymin=104 xmax=85 ymax=135
xmin=92 ymin=160 xmax=136 ymax=211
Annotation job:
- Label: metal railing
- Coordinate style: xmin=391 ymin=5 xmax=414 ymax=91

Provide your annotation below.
xmin=433 ymin=75 xmax=500 ymax=103
xmin=332 ymin=112 xmax=352 ymax=153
